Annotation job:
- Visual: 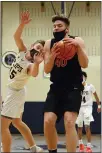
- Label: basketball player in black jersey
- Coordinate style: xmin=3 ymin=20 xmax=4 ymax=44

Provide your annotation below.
xmin=43 ymin=14 xmax=89 ymax=152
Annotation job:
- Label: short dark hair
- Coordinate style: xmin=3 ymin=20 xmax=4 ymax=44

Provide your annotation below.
xmin=82 ymin=71 xmax=87 ymax=78
xmin=33 ymin=40 xmax=45 ymax=47
xmin=52 ymin=14 xmax=70 ymax=26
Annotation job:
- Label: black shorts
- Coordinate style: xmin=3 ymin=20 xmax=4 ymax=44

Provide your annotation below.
xmin=44 ymin=84 xmax=83 ymax=123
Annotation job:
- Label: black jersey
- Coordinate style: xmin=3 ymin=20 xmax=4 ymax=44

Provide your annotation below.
xmin=50 ymin=35 xmax=83 ymax=89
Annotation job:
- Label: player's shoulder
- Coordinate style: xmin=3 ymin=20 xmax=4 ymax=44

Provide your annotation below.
xmin=17 ymin=51 xmax=26 ymax=58
xmin=44 ymin=39 xmax=51 ymax=51
xmin=87 ymin=83 xmax=91 ymax=86
xmin=75 ymin=36 xmax=84 ymax=43
xmin=86 ymin=83 xmax=93 ymax=86
xmin=87 ymin=83 xmax=95 ymax=89
xmin=17 ymin=51 xmax=29 ymax=64
xmin=68 ymin=35 xmax=83 ymax=40
xmin=89 ymin=83 xmax=94 ymax=87
xmin=45 ymin=39 xmax=51 ymax=44
xmin=84 ymin=83 xmax=90 ymax=89
xmin=44 ymin=39 xmax=51 ymax=47
xmin=20 ymin=51 xmax=26 ymax=56
xmin=68 ymin=35 xmax=77 ymax=39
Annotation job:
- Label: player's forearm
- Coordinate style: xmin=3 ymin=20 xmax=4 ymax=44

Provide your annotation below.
xmin=31 ymin=63 xmax=39 ymax=77
xmin=77 ymin=46 xmax=89 ymax=68
xmin=93 ymin=92 xmax=100 ymax=106
xmin=95 ymin=96 xmax=100 ymax=105
xmin=44 ymin=58 xmax=55 ymax=74
xmin=14 ymin=23 xmax=25 ymax=39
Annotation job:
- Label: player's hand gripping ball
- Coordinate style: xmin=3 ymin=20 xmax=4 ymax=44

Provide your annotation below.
xmin=52 ymin=40 xmax=77 ymax=60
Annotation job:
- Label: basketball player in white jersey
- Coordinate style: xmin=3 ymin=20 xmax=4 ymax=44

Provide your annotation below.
xmin=1 ymin=11 xmax=45 ymax=152
xmin=76 ymin=71 xmax=101 ymax=152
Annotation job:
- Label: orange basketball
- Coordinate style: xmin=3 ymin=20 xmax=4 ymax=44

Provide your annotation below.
xmin=55 ymin=40 xmax=77 ymax=60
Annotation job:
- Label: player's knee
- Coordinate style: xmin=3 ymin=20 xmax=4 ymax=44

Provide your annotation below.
xmin=44 ymin=113 xmax=56 ymax=128
xmin=1 ymin=117 xmax=10 ymax=132
xmin=44 ymin=117 xmax=56 ymax=128
xmin=64 ymin=112 xmax=77 ymax=128
xmin=65 ymin=119 xmax=75 ymax=128
xmin=85 ymin=124 xmax=90 ymax=132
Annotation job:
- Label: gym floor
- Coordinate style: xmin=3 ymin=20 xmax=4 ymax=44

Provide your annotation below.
xmin=1 ymin=134 xmax=101 ymax=152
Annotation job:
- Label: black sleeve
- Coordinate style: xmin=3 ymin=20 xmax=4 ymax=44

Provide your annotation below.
xmin=50 ymin=38 xmax=57 ymax=49
xmin=68 ymin=35 xmax=78 ymax=39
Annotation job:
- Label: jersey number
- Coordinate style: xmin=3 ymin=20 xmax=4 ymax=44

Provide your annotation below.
xmin=83 ymin=96 xmax=86 ymax=103
xmin=10 ymin=69 xmax=17 ymax=79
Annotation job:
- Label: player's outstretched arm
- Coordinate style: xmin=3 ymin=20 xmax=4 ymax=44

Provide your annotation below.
xmin=14 ymin=11 xmax=31 ymax=52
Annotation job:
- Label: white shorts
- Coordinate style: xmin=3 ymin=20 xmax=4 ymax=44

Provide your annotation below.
xmin=76 ymin=105 xmax=94 ymax=127
xmin=1 ymin=87 xmax=26 ymax=119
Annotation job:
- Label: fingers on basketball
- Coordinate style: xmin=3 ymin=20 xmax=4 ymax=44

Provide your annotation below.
xmin=53 ymin=40 xmax=77 ymax=60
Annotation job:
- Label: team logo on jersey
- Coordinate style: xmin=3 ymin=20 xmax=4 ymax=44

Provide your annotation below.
xmin=2 ymin=51 xmax=17 ymax=68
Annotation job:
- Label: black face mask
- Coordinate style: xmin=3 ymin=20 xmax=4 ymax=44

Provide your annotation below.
xmin=53 ymin=29 xmax=66 ymax=41
xmin=30 ymin=49 xmax=39 ymax=62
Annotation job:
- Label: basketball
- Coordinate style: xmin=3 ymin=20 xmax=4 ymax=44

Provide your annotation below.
xmin=54 ymin=40 xmax=77 ymax=60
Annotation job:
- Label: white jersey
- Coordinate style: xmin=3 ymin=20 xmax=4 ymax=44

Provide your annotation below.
xmin=7 ymin=52 xmax=31 ymax=90
xmin=81 ymin=83 xmax=96 ymax=106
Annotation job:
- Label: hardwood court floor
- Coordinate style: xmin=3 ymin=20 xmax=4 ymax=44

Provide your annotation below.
xmin=1 ymin=134 xmax=101 ymax=152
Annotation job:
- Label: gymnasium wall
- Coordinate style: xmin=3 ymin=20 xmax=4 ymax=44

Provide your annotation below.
xmin=1 ymin=2 xmax=101 ymax=134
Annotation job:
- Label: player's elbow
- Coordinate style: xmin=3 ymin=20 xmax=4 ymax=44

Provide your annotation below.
xmin=44 ymin=66 xmax=51 ymax=74
xmin=45 ymin=70 xmax=50 ymax=74
xmin=82 ymin=61 xmax=88 ymax=68
xmin=80 ymin=58 xmax=89 ymax=68
xmin=81 ymin=63 xmax=88 ymax=68
xmin=32 ymin=72 xmax=38 ymax=77
xmin=32 ymin=74 xmax=38 ymax=77
xmin=28 ymin=71 xmax=38 ymax=77
xmin=44 ymin=68 xmax=50 ymax=74
xmin=14 ymin=33 xmax=18 ymax=40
